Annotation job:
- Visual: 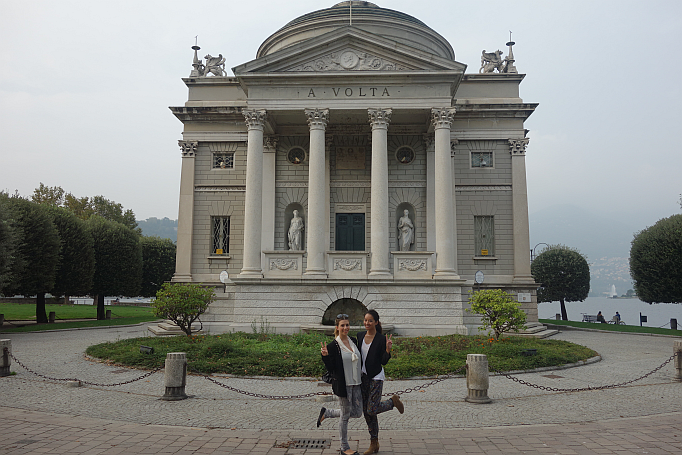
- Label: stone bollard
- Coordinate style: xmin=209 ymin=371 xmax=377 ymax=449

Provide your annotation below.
xmin=162 ymin=352 xmax=188 ymax=400
xmin=674 ymin=340 xmax=682 ymax=382
xmin=105 ymin=310 xmax=111 ymax=320
xmin=49 ymin=312 xmax=56 ymax=323
xmin=465 ymin=354 xmax=491 ymax=403
xmin=1 ymin=339 xmax=11 ymax=377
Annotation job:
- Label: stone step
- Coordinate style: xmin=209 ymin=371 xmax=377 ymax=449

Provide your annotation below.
xmin=511 ymin=328 xmax=559 ymax=339
xmin=148 ymin=320 xmax=203 ymax=337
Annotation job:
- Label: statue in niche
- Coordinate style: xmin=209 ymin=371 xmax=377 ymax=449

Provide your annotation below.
xmin=397 ymin=210 xmax=414 ymax=251
xmin=288 ymin=210 xmax=304 ymax=251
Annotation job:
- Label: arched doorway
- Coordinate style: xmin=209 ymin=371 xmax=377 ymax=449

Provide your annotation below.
xmin=322 ymin=298 xmax=367 ymax=326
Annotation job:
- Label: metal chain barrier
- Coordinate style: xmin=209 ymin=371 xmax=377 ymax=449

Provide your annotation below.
xmin=6 ymin=348 xmax=162 ymax=387
xmin=491 ymin=354 xmax=677 ymax=393
xmin=386 ymin=365 xmax=467 ymax=396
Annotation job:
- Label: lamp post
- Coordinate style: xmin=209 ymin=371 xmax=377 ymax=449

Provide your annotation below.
xmin=531 ymin=243 xmax=549 ymax=262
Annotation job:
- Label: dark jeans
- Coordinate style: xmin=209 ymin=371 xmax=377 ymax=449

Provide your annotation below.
xmin=360 ymin=374 xmax=394 ymax=439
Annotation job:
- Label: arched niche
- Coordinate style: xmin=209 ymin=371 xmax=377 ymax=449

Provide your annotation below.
xmin=395 ymin=202 xmax=416 ymax=251
xmin=284 ymin=203 xmax=305 ymax=251
xmin=322 ymin=298 xmax=368 ymax=326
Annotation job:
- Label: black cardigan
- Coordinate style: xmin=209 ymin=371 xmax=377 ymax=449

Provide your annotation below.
xmin=321 ymin=337 xmax=359 ymax=398
xmin=356 ymin=331 xmax=391 ymax=379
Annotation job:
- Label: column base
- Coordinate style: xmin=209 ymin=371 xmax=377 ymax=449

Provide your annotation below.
xmin=433 ymin=269 xmax=460 ymax=279
xmin=239 ymin=269 xmax=264 ymax=279
xmin=161 ymin=386 xmax=188 ymax=401
xmin=369 ymin=270 xmax=392 ymax=279
xmin=465 ymin=388 xmax=491 ymax=404
xmin=303 ymin=270 xmax=328 ymax=279
xmin=172 ymin=274 xmax=193 ymax=283
xmin=512 ymin=275 xmax=536 ymax=284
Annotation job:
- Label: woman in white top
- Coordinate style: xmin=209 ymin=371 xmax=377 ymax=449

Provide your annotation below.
xmin=319 ymin=314 xmax=364 ymax=455
xmin=356 ymin=310 xmax=404 ymax=455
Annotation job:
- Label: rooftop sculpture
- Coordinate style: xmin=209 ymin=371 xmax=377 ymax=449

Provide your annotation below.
xmin=479 ymin=34 xmax=518 ymax=74
xmin=189 ymin=44 xmax=226 ymax=77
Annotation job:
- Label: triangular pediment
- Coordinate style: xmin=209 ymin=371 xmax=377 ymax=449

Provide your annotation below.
xmin=232 ymin=27 xmax=466 ymax=75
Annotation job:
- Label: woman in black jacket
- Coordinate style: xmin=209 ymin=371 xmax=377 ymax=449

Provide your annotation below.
xmin=318 ymin=314 xmax=363 ymax=455
xmin=357 ymin=310 xmax=404 ymax=454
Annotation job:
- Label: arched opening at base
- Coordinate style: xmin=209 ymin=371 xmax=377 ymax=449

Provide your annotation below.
xmin=322 ymin=298 xmax=368 ymax=326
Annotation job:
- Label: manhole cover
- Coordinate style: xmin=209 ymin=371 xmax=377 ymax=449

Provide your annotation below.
xmin=542 ymin=374 xmax=563 ymax=379
xmin=15 ymin=440 xmax=40 ymax=445
xmin=274 ymin=439 xmax=331 ymax=449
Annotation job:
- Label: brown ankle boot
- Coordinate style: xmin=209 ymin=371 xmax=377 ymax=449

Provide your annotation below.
xmin=391 ymin=395 xmax=404 ymax=414
xmin=363 ymin=438 xmax=379 ymax=454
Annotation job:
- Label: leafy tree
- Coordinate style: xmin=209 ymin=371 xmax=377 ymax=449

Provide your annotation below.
xmin=531 ymin=245 xmax=590 ymax=321
xmin=63 ymin=193 xmax=94 ymax=219
xmin=629 ymin=214 xmax=682 ymax=303
xmin=45 ymin=206 xmax=95 ymax=300
xmin=152 ymin=283 xmax=215 ymax=336
xmin=31 ymin=183 xmax=65 ymax=206
xmin=1 ymin=197 xmax=60 ymax=323
xmin=0 ymin=193 xmax=21 ymax=291
xmin=468 ymin=289 xmax=527 ymax=340
xmin=140 ymin=236 xmax=177 ymax=297
xmin=137 ymin=217 xmax=178 ymax=242
xmin=88 ymin=216 xmax=143 ymax=319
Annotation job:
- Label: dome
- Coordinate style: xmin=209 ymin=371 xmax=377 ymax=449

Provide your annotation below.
xmin=257 ymin=1 xmax=455 ymax=61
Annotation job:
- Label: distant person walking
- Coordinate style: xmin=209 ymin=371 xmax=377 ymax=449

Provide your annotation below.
xmin=318 ymin=314 xmax=363 ymax=455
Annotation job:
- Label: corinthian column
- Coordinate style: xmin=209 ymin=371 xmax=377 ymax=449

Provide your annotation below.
xmin=304 ymin=108 xmax=329 ymax=276
xmin=368 ymin=108 xmax=392 ymax=278
xmin=173 ymin=140 xmax=197 ymax=282
xmin=240 ymin=109 xmax=267 ymax=277
xmin=509 ymin=138 xmax=533 ymax=282
xmin=431 ymin=108 xmax=459 ymax=278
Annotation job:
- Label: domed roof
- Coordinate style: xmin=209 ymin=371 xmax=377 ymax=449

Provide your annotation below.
xmin=257 ymin=1 xmax=455 ymax=61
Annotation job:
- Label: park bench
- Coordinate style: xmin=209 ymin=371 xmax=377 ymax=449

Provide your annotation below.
xmin=581 ymin=314 xmax=598 ymax=323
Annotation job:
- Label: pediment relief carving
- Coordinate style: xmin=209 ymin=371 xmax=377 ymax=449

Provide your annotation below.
xmin=286 ymin=49 xmax=413 ymax=72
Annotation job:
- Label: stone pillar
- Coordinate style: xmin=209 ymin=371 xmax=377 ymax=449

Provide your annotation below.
xmin=509 ymin=138 xmax=533 ymax=282
xmin=240 ymin=110 xmax=267 ymax=277
xmin=431 ymin=108 xmax=459 ymax=278
xmin=173 ymin=141 xmax=197 ymax=282
xmin=674 ymin=340 xmax=682 ymax=382
xmin=162 ymin=352 xmax=188 ymax=401
xmin=304 ymin=109 xmax=330 ymax=276
xmin=1 ymin=339 xmax=11 ymax=377
xmin=424 ymin=135 xmax=436 ymax=269
xmin=465 ymin=353 xmax=491 ymax=403
xmin=368 ymin=108 xmax=392 ymax=278
xmin=261 ymin=136 xmax=278 ymax=269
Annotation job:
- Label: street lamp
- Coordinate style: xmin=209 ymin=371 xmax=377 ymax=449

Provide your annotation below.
xmin=530 ymin=242 xmax=550 ymax=262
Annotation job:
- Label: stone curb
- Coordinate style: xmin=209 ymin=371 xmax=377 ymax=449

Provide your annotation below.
xmin=544 ymin=323 xmax=682 ymax=338
xmin=0 ymin=319 xmax=163 ymax=334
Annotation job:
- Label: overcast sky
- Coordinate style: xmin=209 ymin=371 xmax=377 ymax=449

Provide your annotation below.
xmin=2 ymin=0 xmax=680 ymax=230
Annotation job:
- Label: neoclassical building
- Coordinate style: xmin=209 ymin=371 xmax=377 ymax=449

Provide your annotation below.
xmin=171 ymin=1 xmax=540 ymax=335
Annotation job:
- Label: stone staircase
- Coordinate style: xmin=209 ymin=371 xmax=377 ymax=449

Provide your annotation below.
xmin=509 ymin=321 xmax=559 ymax=339
xmin=147 ymin=320 xmax=203 ymax=336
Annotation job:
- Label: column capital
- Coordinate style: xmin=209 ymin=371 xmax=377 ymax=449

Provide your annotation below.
xmin=431 ymin=108 xmax=456 ymax=129
xmin=509 ymin=138 xmax=530 ymax=155
xmin=178 ymin=140 xmax=198 ymax=157
xmin=243 ymin=109 xmax=267 ymax=130
xmin=263 ymin=136 xmax=278 ymax=151
xmin=305 ymin=108 xmax=329 ymax=129
xmin=368 ymin=108 xmax=392 ymax=129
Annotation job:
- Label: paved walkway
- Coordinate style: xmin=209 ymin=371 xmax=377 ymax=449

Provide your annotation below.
xmin=2 ymin=326 xmax=682 ymax=454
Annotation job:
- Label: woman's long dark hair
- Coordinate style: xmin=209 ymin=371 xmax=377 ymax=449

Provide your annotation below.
xmin=365 ymin=309 xmax=382 ymax=334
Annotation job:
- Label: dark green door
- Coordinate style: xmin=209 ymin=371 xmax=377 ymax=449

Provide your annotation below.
xmin=335 ymin=213 xmax=365 ymax=251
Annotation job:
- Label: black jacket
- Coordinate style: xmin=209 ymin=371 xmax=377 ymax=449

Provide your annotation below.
xmin=321 ymin=338 xmax=359 ymax=398
xmin=356 ymin=331 xmax=391 ymax=379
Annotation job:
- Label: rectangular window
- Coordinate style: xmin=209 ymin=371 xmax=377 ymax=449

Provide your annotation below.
xmin=213 ymin=153 xmax=234 ymax=169
xmin=471 ymin=151 xmax=493 ymax=168
xmin=474 ymin=216 xmax=494 ymax=256
xmin=212 ymin=216 xmax=230 ymax=254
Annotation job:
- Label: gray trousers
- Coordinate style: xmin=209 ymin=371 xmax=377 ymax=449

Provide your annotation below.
xmin=324 ymin=385 xmax=363 ymax=451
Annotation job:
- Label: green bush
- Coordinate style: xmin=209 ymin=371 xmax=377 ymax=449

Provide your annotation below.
xmin=468 ymin=289 xmax=527 ymax=340
xmin=151 ymin=283 xmax=215 ymax=336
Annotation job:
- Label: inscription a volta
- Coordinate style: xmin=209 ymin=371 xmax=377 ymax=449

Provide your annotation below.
xmin=307 ymin=87 xmax=391 ymax=98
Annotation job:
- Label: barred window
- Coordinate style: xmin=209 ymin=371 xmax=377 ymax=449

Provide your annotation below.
xmin=213 ymin=153 xmax=234 ymax=169
xmin=471 ymin=151 xmax=493 ymax=168
xmin=474 ymin=216 xmax=494 ymax=256
xmin=212 ymin=217 xmax=230 ymax=254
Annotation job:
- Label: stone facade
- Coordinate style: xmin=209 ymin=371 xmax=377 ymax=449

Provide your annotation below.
xmin=170 ymin=2 xmax=538 ymax=335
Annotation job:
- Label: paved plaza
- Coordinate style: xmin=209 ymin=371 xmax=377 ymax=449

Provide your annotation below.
xmin=2 ymin=325 xmax=682 ymax=454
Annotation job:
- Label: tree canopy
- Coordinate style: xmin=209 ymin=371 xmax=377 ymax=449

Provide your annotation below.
xmin=0 ymin=194 xmax=20 ymax=291
xmin=140 ymin=236 xmax=177 ymax=297
xmin=531 ymin=245 xmax=590 ymax=321
xmin=630 ymin=214 xmax=682 ymax=303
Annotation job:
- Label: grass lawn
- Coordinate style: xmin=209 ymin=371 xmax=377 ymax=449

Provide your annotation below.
xmin=0 ymin=302 xmax=158 ymax=332
xmin=540 ymin=318 xmax=682 ymax=336
xmin=86 ymin=332 xmax=597 ymax=378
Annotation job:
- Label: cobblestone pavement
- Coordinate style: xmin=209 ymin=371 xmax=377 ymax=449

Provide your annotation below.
xmin=2 ymin=326 xmax=682 ymax=454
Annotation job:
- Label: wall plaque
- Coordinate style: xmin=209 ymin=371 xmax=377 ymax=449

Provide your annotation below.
xmin=336 ymin=147 xmax=365 ymax=170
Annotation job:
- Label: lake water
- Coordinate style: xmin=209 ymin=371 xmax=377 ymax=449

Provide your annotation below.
xmin=539 ymin=296 xmax=682 ymax=329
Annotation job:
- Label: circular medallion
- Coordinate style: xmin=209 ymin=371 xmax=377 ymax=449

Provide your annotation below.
xmin=369 ymin=58 xmax=382 ymax=69
xmin=339 ymin=51 xmax=359 ymax=69
xmin=475 ymin=270 xmax=485 ymax=284
xmin=395 ymin=146 xmax=415 ymax=164
xmin=287 ymin=147 xmax=306 ymax=165
xmin=220 ymin=270 xmax=229 ymax=283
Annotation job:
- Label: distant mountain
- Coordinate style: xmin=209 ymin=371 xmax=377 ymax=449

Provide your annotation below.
xmin=529 ymin=204 xmax=638 ymax=296
xmin=137 ymin=217 xmax=177 ymax=242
